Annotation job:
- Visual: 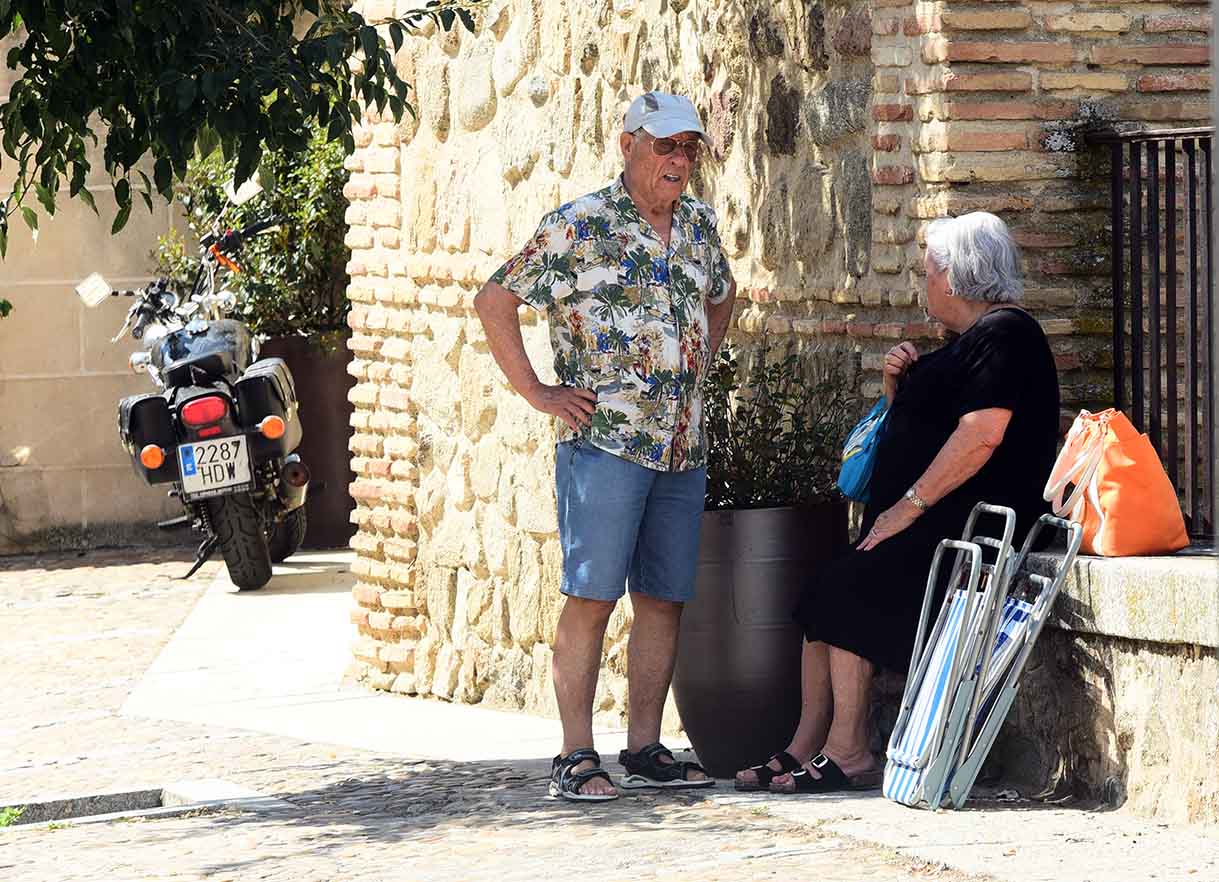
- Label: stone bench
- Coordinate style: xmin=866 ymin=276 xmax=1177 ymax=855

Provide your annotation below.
xmin=997 ymin=549 xmax=1216 ymax=823
xmin=868 ymin=548 xmax=1217 ymax=823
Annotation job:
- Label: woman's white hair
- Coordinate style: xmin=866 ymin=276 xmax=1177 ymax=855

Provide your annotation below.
xmin=924 ymin=212 xmax=1023 ymax=304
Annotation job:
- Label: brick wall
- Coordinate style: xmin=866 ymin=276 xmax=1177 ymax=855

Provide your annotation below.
xmin=871 ymin=0 xmax=1211 ymax=405
xmin=342 ymin=0 xmax=1212 ymax=724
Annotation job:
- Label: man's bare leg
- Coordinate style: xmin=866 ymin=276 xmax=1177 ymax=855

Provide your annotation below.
xmin=552 ymin=595 xmax=617 ymax=796
xmin=625 ymin=593 xmax=707 ymax=780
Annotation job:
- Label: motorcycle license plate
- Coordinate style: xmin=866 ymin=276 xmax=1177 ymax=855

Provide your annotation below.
xmin=177 ymin=436 xmax=252 ymax=498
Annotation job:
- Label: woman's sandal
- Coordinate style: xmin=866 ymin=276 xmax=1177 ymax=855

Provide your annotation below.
xmin=549 ymin=748 xmax=620 ymax=802
xmin=769 ymin=753 xmax=883 ymax=794
xmin=617 ymin=742 xmax=716 ymax=790
xmin=735 ymin=750 xmax=803 ymax=792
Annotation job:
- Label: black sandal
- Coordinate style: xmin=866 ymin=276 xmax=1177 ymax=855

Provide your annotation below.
xmin=618 ymin=742 xmax=715 ymax=790
xmin=769 ymin=753 xmax=882 ymax=794
xmin=735 ymin=750 xmax=802 ymax=792
xmin=549 ymin=748 xmax=619 ymax=802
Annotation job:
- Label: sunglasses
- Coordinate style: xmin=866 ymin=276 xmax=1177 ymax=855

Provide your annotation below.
xmin=637 ymin=132 xmax=702 ymax=163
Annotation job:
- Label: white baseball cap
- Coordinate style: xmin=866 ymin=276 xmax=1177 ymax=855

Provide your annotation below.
xmin=623 ymin=92 xmax=711 ymax=146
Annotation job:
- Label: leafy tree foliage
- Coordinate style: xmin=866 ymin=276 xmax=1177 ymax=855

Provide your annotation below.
xmin=0 ymin=0 xmax=478 ymax=264
xmin=153 ymin=129 xmax=352 ymax=343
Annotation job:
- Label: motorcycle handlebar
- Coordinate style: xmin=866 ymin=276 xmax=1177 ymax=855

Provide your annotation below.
xmin=212 ymin=215 xmax=285 ymax=255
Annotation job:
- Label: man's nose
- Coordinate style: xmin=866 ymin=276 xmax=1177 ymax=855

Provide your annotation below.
xmin=668 ymin=151 xmax=693 ymax=170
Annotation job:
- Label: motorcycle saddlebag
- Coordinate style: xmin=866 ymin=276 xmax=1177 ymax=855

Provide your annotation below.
xmin=236 ymin=357 xmax=302 ymax=458
xmin=118 ymin=393 xmax=179 ymax=484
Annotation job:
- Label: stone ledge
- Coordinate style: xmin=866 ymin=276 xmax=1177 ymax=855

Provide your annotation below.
xmin=1031 ymin=549 xmax=1218 ymax=649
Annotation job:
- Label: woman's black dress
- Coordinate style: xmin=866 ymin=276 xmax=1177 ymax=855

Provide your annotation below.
xmin=795 ymin=307 xmax=1060 ymax=673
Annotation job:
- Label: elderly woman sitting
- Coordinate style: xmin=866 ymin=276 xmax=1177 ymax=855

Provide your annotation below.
xmin=735 ymin=211 xmax=1060 ymax=794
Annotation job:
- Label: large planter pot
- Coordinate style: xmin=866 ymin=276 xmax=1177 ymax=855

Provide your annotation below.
xmin=259 ymin=334 xmax=356 ymax=549
xmin=672 ymin=502 xmax=848 ymax=779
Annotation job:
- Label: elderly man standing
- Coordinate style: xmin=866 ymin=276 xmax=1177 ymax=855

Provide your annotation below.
xmin=473 ymin=92 xmax=736 ymax=801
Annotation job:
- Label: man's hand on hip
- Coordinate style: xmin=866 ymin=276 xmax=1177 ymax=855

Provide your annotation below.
xmin=527 ymin=384 xmax=597 ymax=433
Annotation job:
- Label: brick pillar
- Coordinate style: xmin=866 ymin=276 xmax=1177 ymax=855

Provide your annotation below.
xmin=343 ymin=111 xmax=427 ymax=694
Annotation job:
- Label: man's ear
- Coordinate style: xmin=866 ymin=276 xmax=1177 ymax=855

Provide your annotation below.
xmin=619 ymin=131 xmax=635 ymax=161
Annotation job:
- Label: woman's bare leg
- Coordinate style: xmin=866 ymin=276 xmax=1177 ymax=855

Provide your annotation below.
xmin=735 ymin=639 xmax=832 ymax=787
xmin=771 ymin=644 xmax=878 ymax=790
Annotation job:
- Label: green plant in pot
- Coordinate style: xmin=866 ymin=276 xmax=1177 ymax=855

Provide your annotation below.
xmin=154 ymin=130 xmax=356 ymax=548
xmin=673 ymin=341 xmax=861 ymax=779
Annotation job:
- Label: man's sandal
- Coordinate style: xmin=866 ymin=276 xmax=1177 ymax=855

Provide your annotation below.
xmin=735 ymin=750 xmax=802 ymax=792
xmin=549 ymin=748 xmax=620 ymax=802
xmin=618 ymin=742 xmax=716 ymax=790
xmin=769 ymin=752 xmax=882 ymax=794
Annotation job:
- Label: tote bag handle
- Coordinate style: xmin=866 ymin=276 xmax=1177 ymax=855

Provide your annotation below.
xmin=1043 ymin=410 xmax=1109 ymax=518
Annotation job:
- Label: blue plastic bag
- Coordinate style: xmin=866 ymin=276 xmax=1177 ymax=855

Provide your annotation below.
xmin=837 ymin=398 xmax=890 ymax=502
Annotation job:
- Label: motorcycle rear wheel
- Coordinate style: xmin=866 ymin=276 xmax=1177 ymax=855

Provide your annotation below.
xmin=207 ymin=493 xmax=273 ymax=591
xmin=268 ymin=507 xmax=307 ymax=564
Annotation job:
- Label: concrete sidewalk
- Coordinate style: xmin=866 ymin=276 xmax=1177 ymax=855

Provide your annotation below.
xmin=2 ymin=547 xmax=1217 ymax=881
xmin=121 ymin=550 xmax=632 ymax=762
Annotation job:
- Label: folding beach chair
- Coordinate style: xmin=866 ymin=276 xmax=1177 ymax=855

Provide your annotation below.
xmin=883 ymin=504 xmax=1018 ymax=810
xmin=942 ymin=514 xmax=1083 ymax=809
xmin=883 ymin=506 xmax=1083 ymax=811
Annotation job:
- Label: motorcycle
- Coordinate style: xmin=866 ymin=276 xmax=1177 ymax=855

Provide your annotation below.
xmin=75 ymin=204 xmax=309 ymax=590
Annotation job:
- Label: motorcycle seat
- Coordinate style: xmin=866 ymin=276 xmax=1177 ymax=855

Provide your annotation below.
xmin=162 ymin=351 xmax=236 ymax=386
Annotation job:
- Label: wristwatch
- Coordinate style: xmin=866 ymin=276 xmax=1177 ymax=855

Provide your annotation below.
xmin=904 ymin=487 xmax=929 ymax=512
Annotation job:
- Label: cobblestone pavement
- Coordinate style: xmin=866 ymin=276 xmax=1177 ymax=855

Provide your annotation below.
xmin=1 ymin=547 xmax=990 ymax=882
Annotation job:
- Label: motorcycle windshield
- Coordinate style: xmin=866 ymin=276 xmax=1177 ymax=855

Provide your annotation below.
xmin=153 ymin=320 xmax=254 ymax=375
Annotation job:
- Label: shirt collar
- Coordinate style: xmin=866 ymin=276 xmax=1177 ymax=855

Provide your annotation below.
xmin=612 ymin=175 xmax=691 ymax=249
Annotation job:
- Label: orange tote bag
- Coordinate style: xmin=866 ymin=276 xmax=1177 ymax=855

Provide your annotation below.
xmin=1043 ymin=409 xmax=1189 ymax=557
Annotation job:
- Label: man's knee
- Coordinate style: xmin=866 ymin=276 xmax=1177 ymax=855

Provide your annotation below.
xmin=559 ymin=594 xmax=617 ymax=629
xmin=629 ymin=592 xmax=684 ymax=624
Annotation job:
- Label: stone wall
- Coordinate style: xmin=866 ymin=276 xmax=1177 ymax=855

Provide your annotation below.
xmin=342 ymin=0 xmax=1212 ymax=731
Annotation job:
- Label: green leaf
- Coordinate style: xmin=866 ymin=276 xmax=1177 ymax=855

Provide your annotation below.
xmin=33 ymin=182 xmax=55 ymax=215
xmin=78 ymin=186 xmax=98 ymax=215
xmin=439 ymin=9 xmax=456 ymax=30
xmin=257 ymin=154 xmax=279 ymax=196
xmin=20 ymin=205 xmax=37 ymax=232
xmin=140 ymin=189 xmax=153 ymax=212
xmin=358 ymin=25 xmax=378 ymax=60
xmin=115 ymin=178 xmax=130 ymax=206
xmin=326 ymin=111 xmax=345 ymax=143
xmin=154 ymin=157 xmax=172 ymax=195
xmin=234 ymin=138 xmax=262 ymax=189
xmin=0 ymin=226 xmax=7 ymax=259
xmin=196 ymin=126 xmax=220 ymax=159
xmin=111 ymin=201 xmax=132 ymax=235
xmin=0 ymin=298 xmax=11 ymax=318
xmin=177 ymin=77 xmax=197 ymax=111
xmin=201 ymin=71 xmax=221 ymax=102
xmin=389 ymin=22 xmax=404 ymax=52
xmin=457 ymin=9 xmax=476 ymax=33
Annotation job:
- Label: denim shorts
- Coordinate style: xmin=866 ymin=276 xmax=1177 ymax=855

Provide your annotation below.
xmin=554 ymin=440 xmax=706 ymax=604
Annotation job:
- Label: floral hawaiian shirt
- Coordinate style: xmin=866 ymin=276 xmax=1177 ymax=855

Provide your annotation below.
xmin=490 ymin=177 xmax=732 ymax=472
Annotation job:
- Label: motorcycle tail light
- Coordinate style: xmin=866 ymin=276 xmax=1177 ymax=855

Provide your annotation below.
xmin=197 ymin=425 xmax=223 ymax=439
xmin=259 ymin=415 xmax=286 ymax=439
xmin=181 ymin=395 xmax=228 ymax=427
xmin=139 ymin=445 xmax=165 ymax=470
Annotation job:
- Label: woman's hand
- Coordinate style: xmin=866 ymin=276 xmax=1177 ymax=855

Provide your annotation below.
xmin=882 ymin=341 xmax=919 ymax=405
xmin=857 ymin=498 xmax=922 ymax=551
